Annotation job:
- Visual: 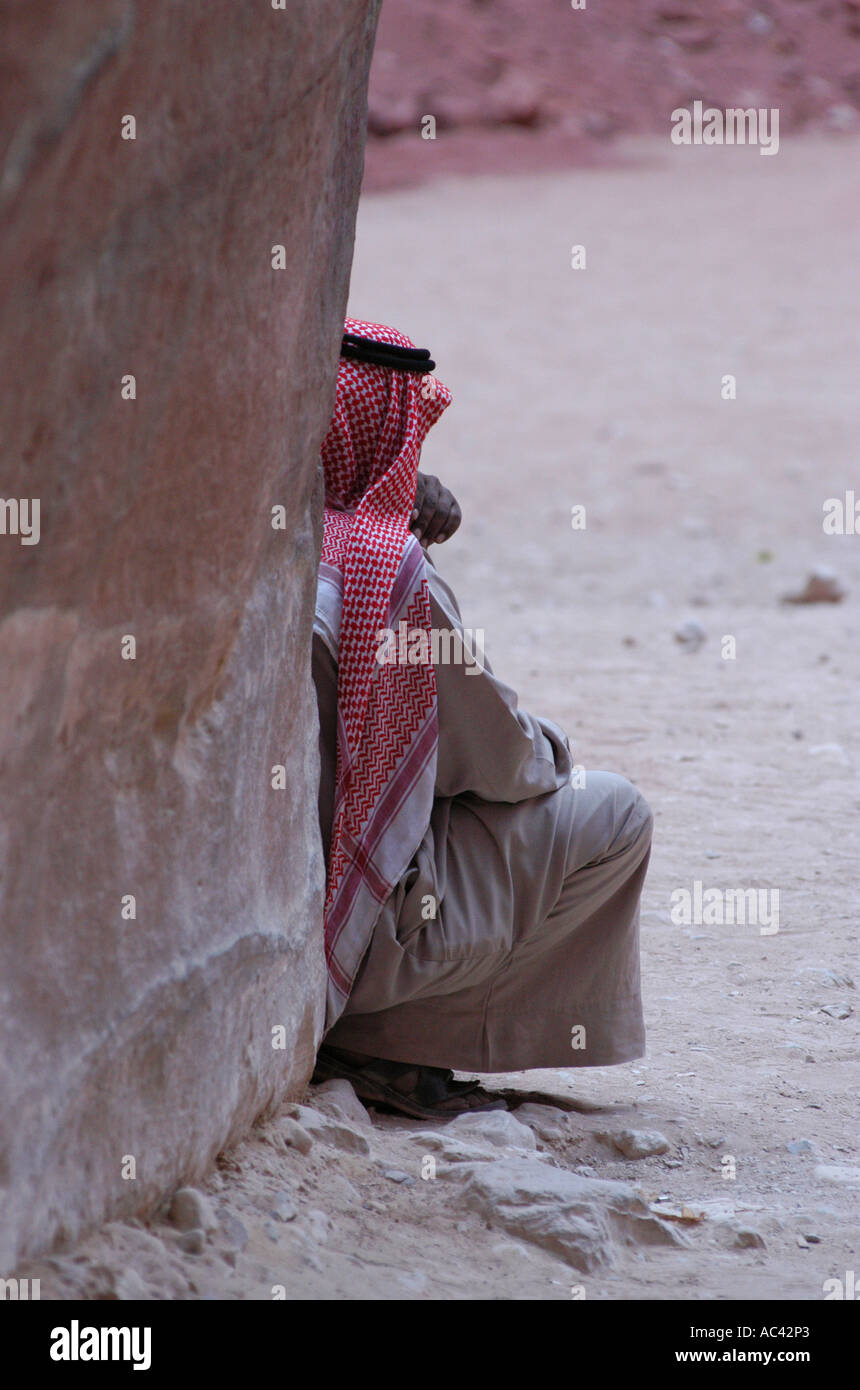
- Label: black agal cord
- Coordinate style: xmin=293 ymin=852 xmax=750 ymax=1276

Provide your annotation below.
xmin=341 ymin=332 xmax=436 ymax=373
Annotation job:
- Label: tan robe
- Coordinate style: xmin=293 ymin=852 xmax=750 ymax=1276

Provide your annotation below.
xmin=313 ymin=556 xmax=651 ymax=1073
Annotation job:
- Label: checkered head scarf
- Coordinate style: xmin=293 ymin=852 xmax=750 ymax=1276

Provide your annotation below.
xmin=318 ymin=318 xmax=452 ymax=1019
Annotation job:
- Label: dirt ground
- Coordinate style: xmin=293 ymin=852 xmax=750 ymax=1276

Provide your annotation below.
xmin=22 ymin=134 xmax=859 ymax=1300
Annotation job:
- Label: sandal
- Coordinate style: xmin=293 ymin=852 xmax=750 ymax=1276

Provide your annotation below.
xmin=313 ymin=1045 xmax=508 ymax=1121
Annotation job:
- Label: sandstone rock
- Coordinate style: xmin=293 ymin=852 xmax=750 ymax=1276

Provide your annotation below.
xmin=290 ymin=1105 xmax=371 ymax=1156
xmin=168 ymin=1188 xmax=218 ymax=1233
xmin=311 ymin=1079 xmax=374 ymax=1127
xmin=280 ymin=1119 xmax=314 ymax=1156
xmin=407 ymin=1131 xmax=496 ymax=1165
xmin=446 ymin=1110 xmax=537 ymax=1151
xmin=819 ymin=1002 xmax=853 ymax=1020
xmin=512 ymin=1102 xmax=570 ymax=1142
xmin=176 ymin=1229 xmax=206 ymax=1256
xmin=781 ymin=567 xmax=846 ymax=604
xmin=268 ymin=1193 xmax=298 ymax=1224
xmin=0 ymin=0 xmax=381 ymax=1272
xmin=730 ymin=1226 xmax=766 ymax=1250
xmin=215 ymin=1212 xmax=249 ymax=1255
xmin=798 ymin=967 xmax=855 ymax=990
xmin=649 ymin=1201 xmax=706 ymax=1225
xmin=455 ymin=1161 xmax=684 ymax=1271
xmin=814 ymin=1164 xmax=860 ymax=1186
xmin=601 ymin=1129 xmax=671 ymax=1159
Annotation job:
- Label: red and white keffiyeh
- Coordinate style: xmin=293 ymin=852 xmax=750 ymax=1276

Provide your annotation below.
xmin=318 ymin=318 xmax=452 ymax=1023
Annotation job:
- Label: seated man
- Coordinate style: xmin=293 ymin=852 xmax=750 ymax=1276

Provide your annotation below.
xmin=311 ymin=318 xmax=653 ymax=1120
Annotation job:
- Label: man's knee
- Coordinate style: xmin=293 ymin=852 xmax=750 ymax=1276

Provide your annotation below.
xmin=592 ymin=771 xmax=653 ymax=855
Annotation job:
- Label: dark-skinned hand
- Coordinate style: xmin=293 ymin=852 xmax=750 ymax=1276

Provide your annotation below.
xmin=410 ymin=471 xmax=462 ymax=546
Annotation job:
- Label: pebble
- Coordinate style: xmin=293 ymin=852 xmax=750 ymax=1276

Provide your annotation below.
xmin=216 ymin=1211 xmax=249 ymax=1253
xmin=782 ymin=567 xmax=846 ymax=604
xmin=268 ymin=1192 xmax=297 ymax=1223
xmin=306 ymin=1209 xmax=331 ymax=1244
xmin=732 ymin=1227 xmax=766 ymax=1250
xmin=176 ymin=1228 xmax=206 ymax=1255
xmin=280 ymin=1118 xmax=313 ymax=1155
xmin=787 ymin=1139 xmax=814 ymax=1155
xmin=819 ymin=1002 xmax=853 ymax=1020
xmin=798 ymin=967 xmax=855 ymax=990
xmin=384 ymin=1169 xmax=416 ymax=1185
xmin=601 ymin=1129 xmax=671 ymax=1160
xmin=311 ymin=1078 xmax=374 ymax=1127
xmin=168 ymin=1187 xmax=219 ymax=1233
xmin=674 ymin=619 xmax=707 ymax=653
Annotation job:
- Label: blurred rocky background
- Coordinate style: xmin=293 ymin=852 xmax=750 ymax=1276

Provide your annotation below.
xmin=366 ymin=0 xmax=860 ymax=189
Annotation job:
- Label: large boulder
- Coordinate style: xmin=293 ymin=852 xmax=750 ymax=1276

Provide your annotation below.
xmin=0 ymin=0 xmax=380 ymax=1269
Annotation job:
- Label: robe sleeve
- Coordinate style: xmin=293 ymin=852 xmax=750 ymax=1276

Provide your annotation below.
xmin=426 ymin=554 xmax=573 ymax=803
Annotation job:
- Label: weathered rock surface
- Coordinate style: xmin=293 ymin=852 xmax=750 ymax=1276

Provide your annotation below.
xmin=446 ymin=1110 xmax=537 ymax=1151
xmin=288 ymin=1105 xmax=371 ymax=1156
xmin=0 ymin=0 xmax=381 ymax=1271
xmin=279 ymin=1119 xmax=314 ymax=1157
xmin=452 ymin=1160 xmax=684 ymax=1272
xmin=407 ymin=1131 xmax=496 ymax=1166
xmin=512 ymin=1102 xmax=571 ymax=1143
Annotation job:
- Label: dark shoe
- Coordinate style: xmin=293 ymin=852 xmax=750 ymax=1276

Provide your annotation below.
xmin=313 ymin=1045 xmax=508 ymax=1121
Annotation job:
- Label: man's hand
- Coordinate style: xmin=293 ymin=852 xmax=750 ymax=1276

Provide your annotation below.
xmin=410 ymin=472 xmax=462 ymax=546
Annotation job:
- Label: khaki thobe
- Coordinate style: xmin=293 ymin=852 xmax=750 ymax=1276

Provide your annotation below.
xmin=313 ymin=557 xmax=651 ymax=1073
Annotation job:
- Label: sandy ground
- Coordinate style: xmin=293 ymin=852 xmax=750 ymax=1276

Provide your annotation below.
xmin=21 ymin=135 xmax=860 ymax=1300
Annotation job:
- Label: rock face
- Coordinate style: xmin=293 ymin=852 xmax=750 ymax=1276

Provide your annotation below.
xmin=0 ymin=0 xmax=381 ymax=1270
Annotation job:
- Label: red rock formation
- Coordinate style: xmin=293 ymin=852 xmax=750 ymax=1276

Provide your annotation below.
xmin=0 ymin=0 xmax=380 ymax=1268
xmin=365 ymin=0 xmax=860 ymax=189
